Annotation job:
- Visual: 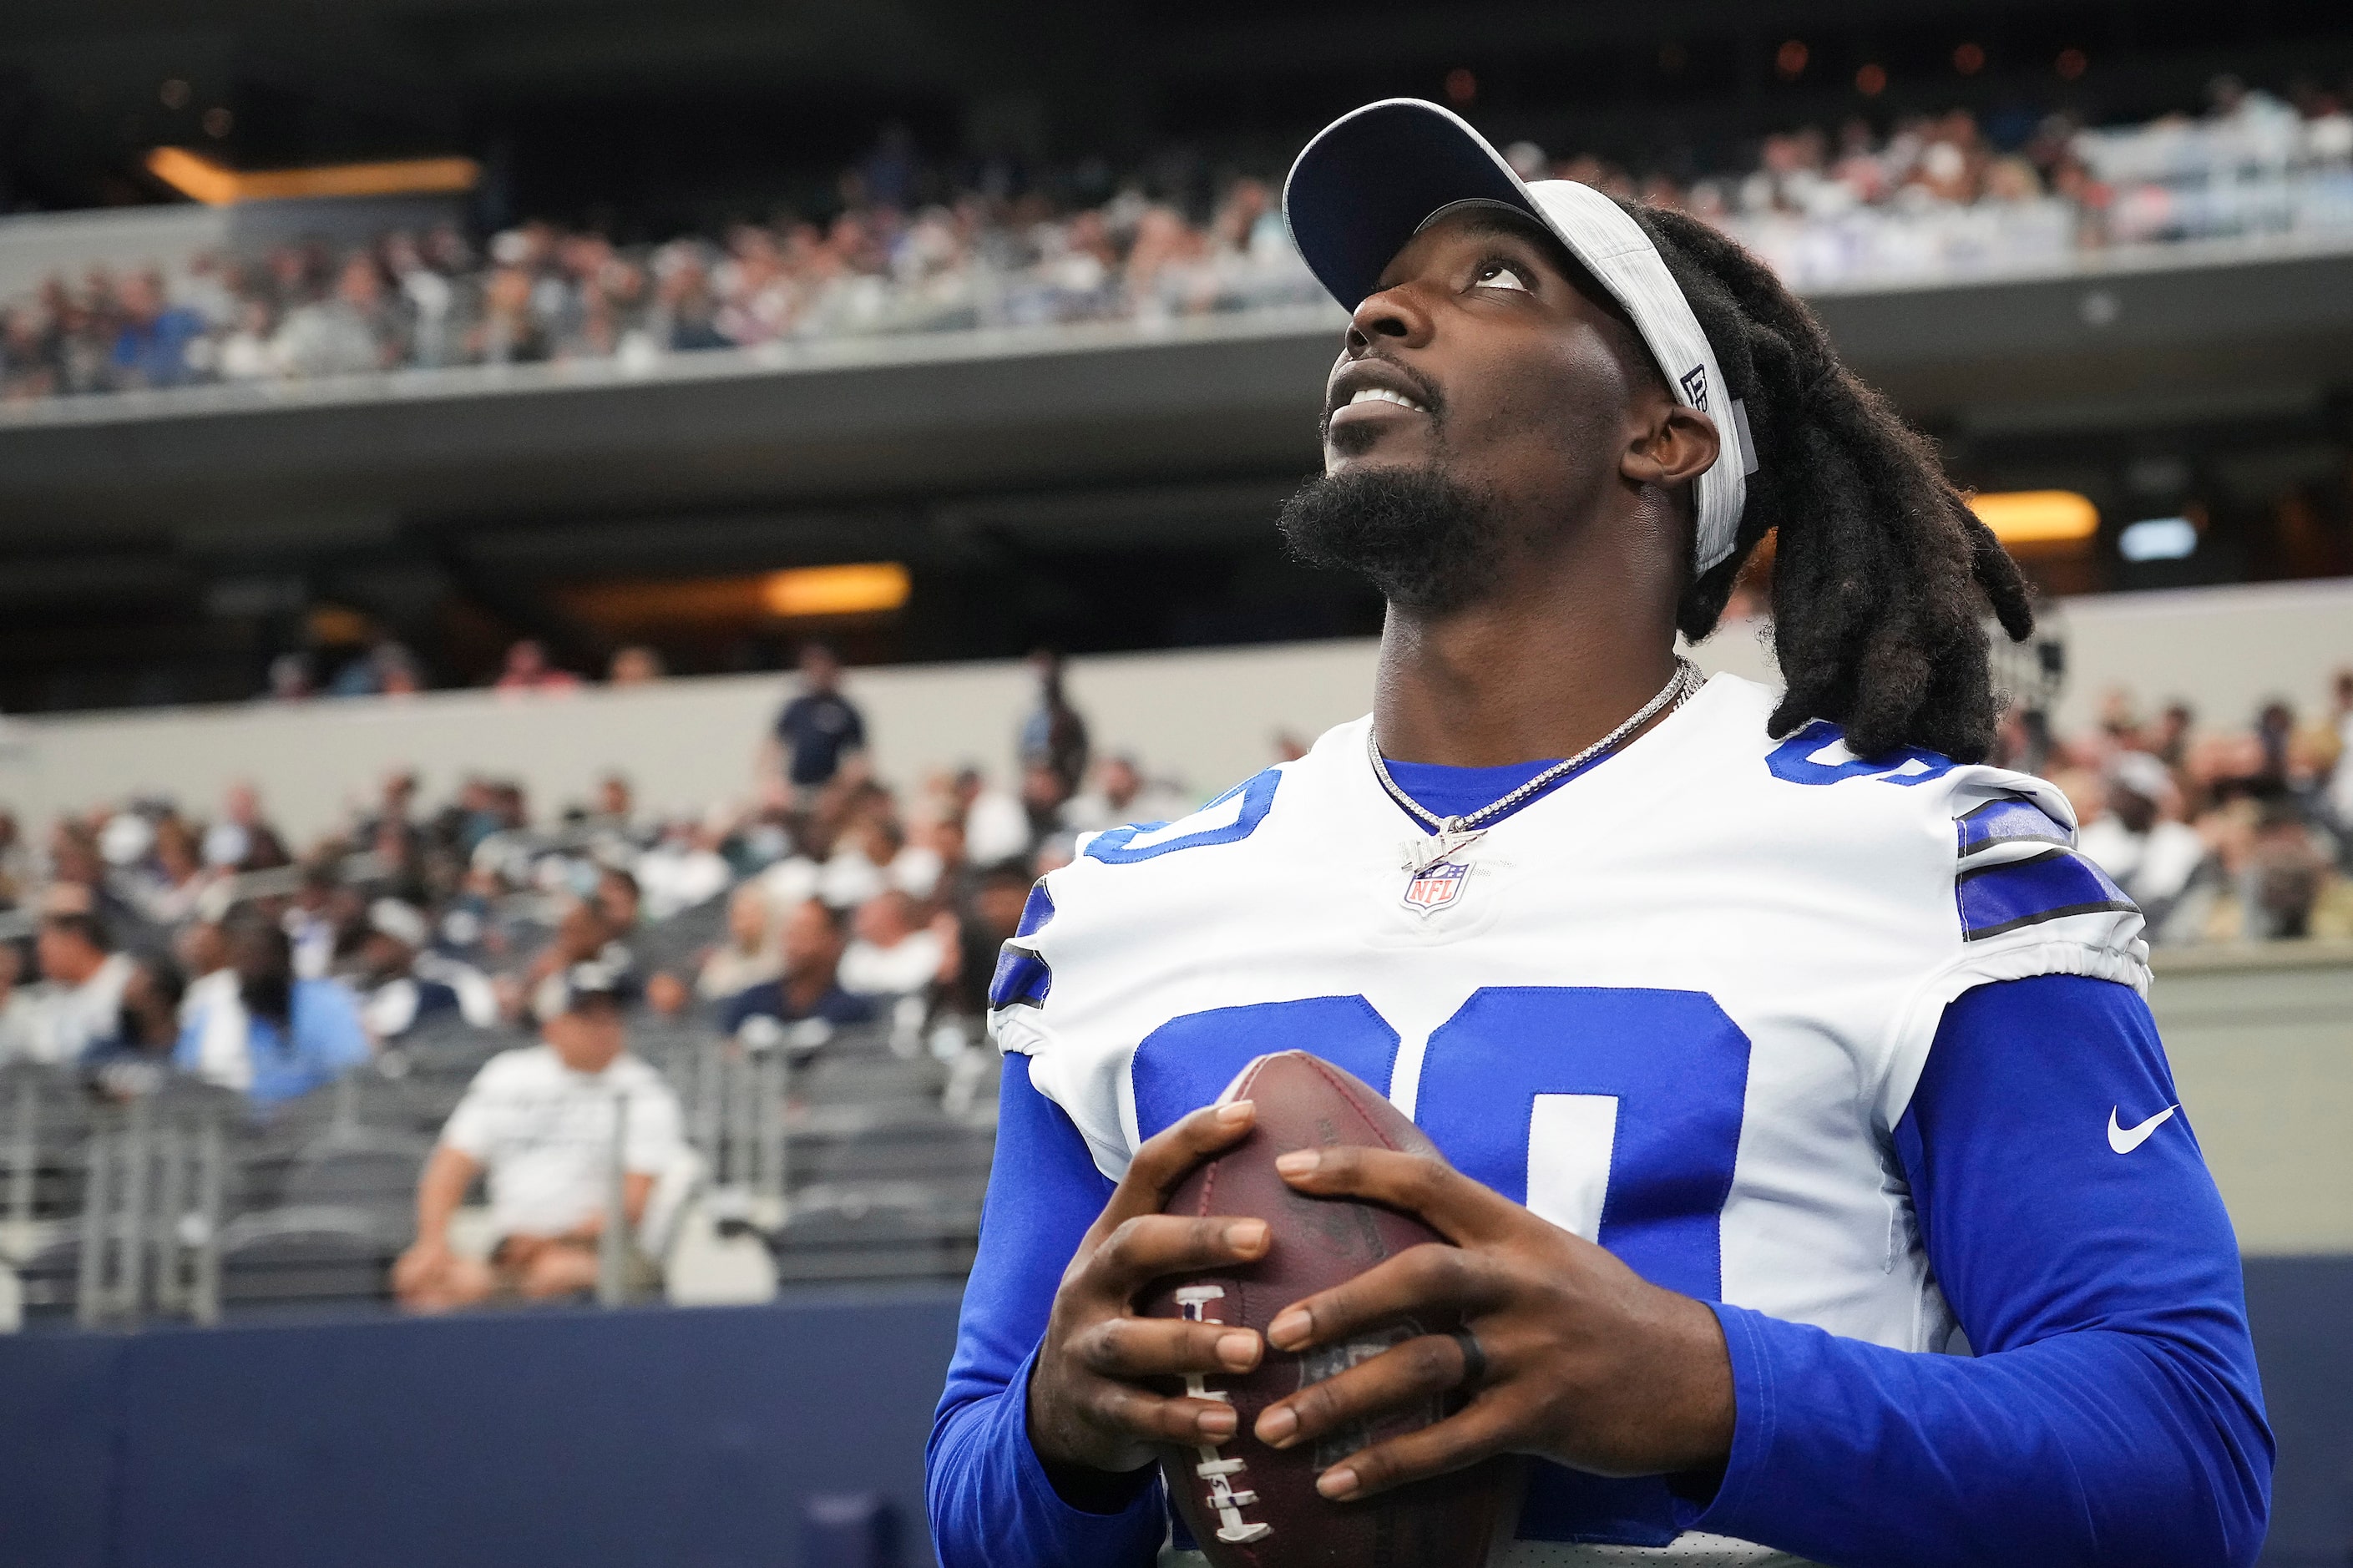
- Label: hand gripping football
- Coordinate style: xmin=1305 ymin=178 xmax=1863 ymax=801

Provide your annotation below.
xmin=1141 ymin=1051 xmax=1516 ymax=1568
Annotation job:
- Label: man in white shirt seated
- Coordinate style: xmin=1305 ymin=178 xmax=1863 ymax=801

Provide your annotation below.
xmin=392 ymin=959 xmax=686 ymax=1312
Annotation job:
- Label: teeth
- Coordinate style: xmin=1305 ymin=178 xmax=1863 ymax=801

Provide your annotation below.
xmin=1347 ymin=387 xmax=1425 ymax=412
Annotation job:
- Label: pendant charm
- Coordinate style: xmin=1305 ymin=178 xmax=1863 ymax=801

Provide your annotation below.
xmin=1399 ymin=819 xmax=1485 ymax=875
xmin=1402 ymin=856 xmax=1471 ymax=914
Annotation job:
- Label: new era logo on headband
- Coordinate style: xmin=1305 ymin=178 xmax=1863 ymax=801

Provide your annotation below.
xmin=1679 ymin=363 xmax=1710 ymax=412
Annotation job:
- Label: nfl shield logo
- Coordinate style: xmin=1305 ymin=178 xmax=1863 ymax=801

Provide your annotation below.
xmin=1402 ymin=857 xmax=1470 ymax=914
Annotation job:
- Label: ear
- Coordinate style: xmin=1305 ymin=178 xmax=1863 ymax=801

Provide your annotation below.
xmin=1621 ymin=402 xmax=1721 ymax=491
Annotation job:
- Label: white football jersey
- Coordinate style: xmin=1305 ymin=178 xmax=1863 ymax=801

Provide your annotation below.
xmin=989 ymin=673 xmax=2148 ymax=1564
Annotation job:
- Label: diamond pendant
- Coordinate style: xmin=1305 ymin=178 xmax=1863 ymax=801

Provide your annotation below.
xmin=1399 ymin=819 xmax=1485 ymax=875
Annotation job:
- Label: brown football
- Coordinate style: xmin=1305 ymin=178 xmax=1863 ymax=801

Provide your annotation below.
xmin=1141 ymin=1050 xmax=1516 ymax=1568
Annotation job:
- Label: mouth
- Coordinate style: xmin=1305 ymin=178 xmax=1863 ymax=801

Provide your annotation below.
xmin=1324 ymin=358 xmax=1441 ymax=436
xmin=1340 ymin=385 xmax=1429 ymax=414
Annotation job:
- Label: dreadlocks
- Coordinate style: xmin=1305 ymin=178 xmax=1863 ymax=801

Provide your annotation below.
xmin=1621 ymin=203 xmax=2036 ymax=765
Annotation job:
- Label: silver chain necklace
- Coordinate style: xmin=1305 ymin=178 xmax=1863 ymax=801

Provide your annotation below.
xmin=1373 ymin=656 xmax=1703 ymax=876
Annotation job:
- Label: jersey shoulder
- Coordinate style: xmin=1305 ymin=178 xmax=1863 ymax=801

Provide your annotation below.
xmin=1698 ymin=676 xmax=2149 ymax=976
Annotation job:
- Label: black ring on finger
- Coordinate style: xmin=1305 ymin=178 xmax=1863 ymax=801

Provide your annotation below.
xmin=1449 ymin=1326 xmax=1487 ymax=1392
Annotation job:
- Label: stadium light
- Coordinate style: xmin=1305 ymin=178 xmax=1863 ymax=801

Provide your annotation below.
xmin=1966 ymin=490 xmax=2099 ymax=549
xmin=761 ymin=563 xmax=912 ymax=619
xmin=144 ymin=147 xmax=480 ymax=206
xmin=2118 ymin=517 xmax=2198 ymax=563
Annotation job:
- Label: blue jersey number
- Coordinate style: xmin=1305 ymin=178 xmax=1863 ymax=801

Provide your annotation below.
xmin=1131 ymin=985 xmax=1752 ymax=1548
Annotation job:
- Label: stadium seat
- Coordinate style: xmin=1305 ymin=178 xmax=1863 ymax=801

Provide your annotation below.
xmin=217 ymin=1205 xmax=409 ymax=1314
xmin=279 ymin=1127 xmax=432 ymax=1216
xmin=765 ymin=1186 xmax=979 ymax=1283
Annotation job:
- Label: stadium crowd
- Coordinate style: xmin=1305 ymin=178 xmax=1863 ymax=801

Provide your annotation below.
xmin=0 ymin=645 xmax=2344 ymax=1125
xmin=2 ymin=78 xmax=2349 ymax=402
xmin=0 ymin=645 xmax=1195 ymax=1121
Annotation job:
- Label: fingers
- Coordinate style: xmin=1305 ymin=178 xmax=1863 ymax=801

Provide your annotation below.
xmin=1252 ymin=1330 xmax=1469 ymax=1451
xmin=1078 ymin=1100 xmax=1259 ymax=1256
xmin=1264 ymin=1243 xmax=1499 ymax=1353
xmin=1072 ymin=1314 xmax=1263 ymax=1380
xmin=1273 ymin=1144 xmax=1509 ymax=1247
xmin=1083 ymin=1213 xmax=1270 ymax=1300
xmin=1313 ymin=1394 xmax=1521 ymax=1501
xmin=1087 ymin=1381 xmax=1243 ymax=1447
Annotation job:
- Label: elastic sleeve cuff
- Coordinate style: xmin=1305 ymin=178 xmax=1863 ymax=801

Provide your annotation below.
xmin=1004 ymin=1346 xmax=1165 ymax=1531
xmin=1677 ymin=1302 xmax=1782 ymax=1538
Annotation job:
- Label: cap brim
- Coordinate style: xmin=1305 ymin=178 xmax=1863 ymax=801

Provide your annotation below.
xmin=1283 ymin=99 xmax=1538 ymax=309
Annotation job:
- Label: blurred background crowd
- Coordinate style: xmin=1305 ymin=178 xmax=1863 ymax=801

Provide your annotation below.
xmin=3 ymin=75 xmax=2350 ymax=403
xmin=0 ymin=639 xmax=2346 ymax=1120
xmin=0 ymin=643 xmax=1202 ymax=1108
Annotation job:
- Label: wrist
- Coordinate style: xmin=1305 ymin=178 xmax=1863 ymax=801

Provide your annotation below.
xmin=1023 ymin=1361 xmax=1156 ymax=1515
xmin=1647 ymin=1292 xmax=1737 ymax=1472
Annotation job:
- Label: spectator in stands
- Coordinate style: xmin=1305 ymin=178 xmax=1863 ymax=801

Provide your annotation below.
xmin=351 ymin=898 xmax=497 ymax=1041
xmin=767 ymin=642 xmax=866 ymax=799
xmin=393 ymin=959 xmax=687 ymax=1312
xmin=2328 ymin=670 xmax=2353 ymax=848
xmin=718 ymin=898 xmax=872 ymax=1033
xmin=607 ymin=645 xmax=665 ymax=686
xmin=2077 ymin=751 xmax=2214 ymax=944
xmin=2237 ymin=802 xmax=2336 ymax=941
xmin=839 ymin=888 xmax=954 ymax=1001
xmin=696 ymin=883 xmax=781 ymax=1003
xmin=79 ymin=954 xmax=186 ymax=1100
xmin=1018 ymin=760 xmax=1071 ymax=849
xmin=949 ymin=860 xmax=1034 ymax=1017
xmin=593 ymin=866 xmax=643 ymax=937
xmin=175 ymin=910 xmax=371 ymax=1105
xmin=215 ymin=296 xmax=282 ymax=382
xmin=818 ymin=804 xmax=904 ymax=909
xmin=275 ymin=250 xmax=399 ymax=377
xmin=201 ymin=780 xmax=290 ymax=872
xmin=0 ymin=943 xmax=33 ymax=1062
xmin=18 ymin=907 xmax=135 ymax=1068
xmin=1061 ymin=751 xmax=1188 ymax=832
xmin=109 ymin=268 xmax=205 ymax=390
xmin=635 ymin=817 xmax=732 ymax=919
xmin=132 ymin=814 xmax=212 ymax=926
xmin=956 ymin=766 xmax=1032 ymax=867
xmin=1017 ymin=649 xmax=1090 ymax=798
xmin=515 ymin=895 xmax=630 ymax=1009
xmin=493 ymin=639 xmax=582 ymax=695
xmin=262 ymin=651 xmax=316 ymax=703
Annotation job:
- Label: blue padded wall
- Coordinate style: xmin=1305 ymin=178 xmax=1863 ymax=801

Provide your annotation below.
xmin=0 ymin=1262 xmax=2344 ymax=1567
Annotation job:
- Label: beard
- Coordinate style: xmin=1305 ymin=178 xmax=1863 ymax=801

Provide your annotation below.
xmin=1276 ymin=464 xmax=1509 ymax=615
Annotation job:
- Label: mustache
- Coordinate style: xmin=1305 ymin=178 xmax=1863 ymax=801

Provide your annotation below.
xmin=1318 ymin=355 xmax=1445 ymax=443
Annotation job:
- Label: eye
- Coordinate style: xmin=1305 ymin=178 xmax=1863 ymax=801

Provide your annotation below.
xmin=1473 ymin=259 xmax=1533 ymax=293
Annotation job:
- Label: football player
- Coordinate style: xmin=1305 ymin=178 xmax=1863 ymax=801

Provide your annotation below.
xmin=929 ymin=100 xmax=2270 ymax=1567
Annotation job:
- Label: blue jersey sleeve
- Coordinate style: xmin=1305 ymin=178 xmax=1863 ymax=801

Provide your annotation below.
xmin=1688 ymin=974 xmax=2273 ymax=1566
xmin=926 ymin=1053 xmax=1168 ymax=1568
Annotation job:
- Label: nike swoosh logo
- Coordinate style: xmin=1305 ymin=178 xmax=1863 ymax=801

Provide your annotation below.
xmin=2108 ymin=1104 xmax=2179 ymax=1154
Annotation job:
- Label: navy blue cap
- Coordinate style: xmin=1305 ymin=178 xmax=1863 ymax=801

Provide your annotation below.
xmin=1282 ymin=99 xmax=1538 ymax=309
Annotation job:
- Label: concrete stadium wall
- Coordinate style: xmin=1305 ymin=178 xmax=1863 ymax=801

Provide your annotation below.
xmin=2150 ymin=944 xmax=2353 ymax=1257
xmin=0 ymin=576 xmax=2345 ymax=843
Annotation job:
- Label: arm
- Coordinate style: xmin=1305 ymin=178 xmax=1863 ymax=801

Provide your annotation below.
xmin=926 ymin=1054 xmax=1268 ymax=1568
xmin=1685 ymin=975 xmax=2272 ymax=1567
xmin=1249 ymin=976 xmax=2270 ymax=1568
xmin=927 ymin=1054 xmax=1161 ymax=1568
xmin=394 ymin=1141 xmax=483 ymax=1290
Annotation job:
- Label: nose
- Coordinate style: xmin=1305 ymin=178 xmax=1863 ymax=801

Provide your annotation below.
xmin=1344 ymin=282 xmax=1434 ymax=355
